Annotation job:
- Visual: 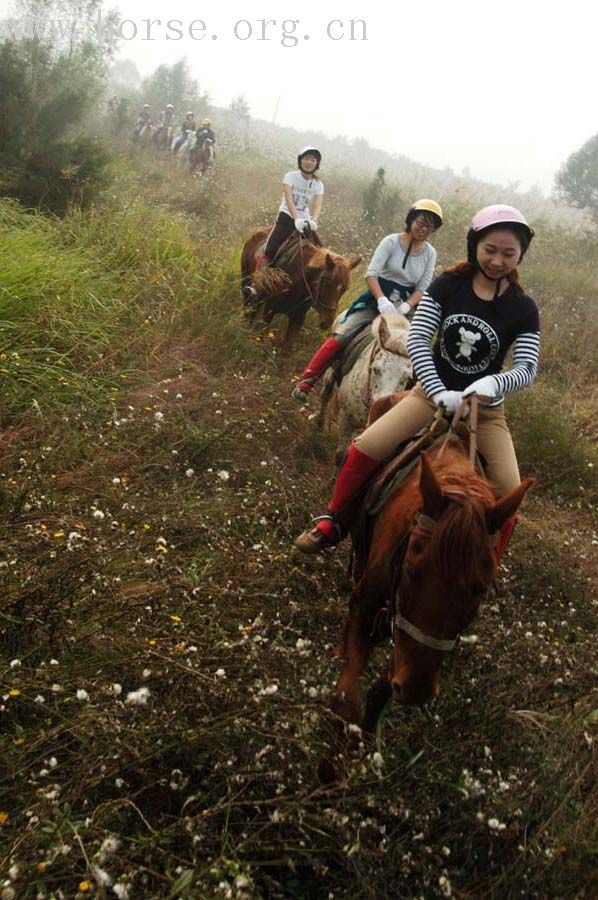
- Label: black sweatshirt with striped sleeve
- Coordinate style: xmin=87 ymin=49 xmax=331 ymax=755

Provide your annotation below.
xmin=407 ymin=272 xmax=540 ymax=407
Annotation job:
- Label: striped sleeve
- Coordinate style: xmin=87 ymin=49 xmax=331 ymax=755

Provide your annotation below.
xmin=492 ymin=331 xmax=540 ymax=397
xmin=407 ymin=293 xmax=445 ymax=398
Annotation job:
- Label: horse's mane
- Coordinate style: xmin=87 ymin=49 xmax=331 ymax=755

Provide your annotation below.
xmin=427 ymin=467 xmax=496 ymax=594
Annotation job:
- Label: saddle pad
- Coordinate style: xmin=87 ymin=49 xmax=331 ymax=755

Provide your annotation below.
xmin=366 ymin=422 xmax=455 ymax=518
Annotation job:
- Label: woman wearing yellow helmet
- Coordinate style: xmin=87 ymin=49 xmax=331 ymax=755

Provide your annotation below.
xmin=291 ymin=199 xmax=443 ymax=402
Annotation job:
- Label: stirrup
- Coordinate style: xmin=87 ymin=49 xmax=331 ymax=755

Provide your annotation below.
xmin=291 ymin=379 xmax=315 ymax=403
xmin=294 ymin=515 xmax=341 ymax=554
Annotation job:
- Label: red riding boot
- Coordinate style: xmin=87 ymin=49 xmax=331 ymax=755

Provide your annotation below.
xmin=291 ymin=336 xmax=343 ymax=402
xmin=294 ymin=444 xmax=381 ymax=553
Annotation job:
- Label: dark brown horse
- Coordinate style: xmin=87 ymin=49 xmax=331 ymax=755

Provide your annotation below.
xmin=241 ymin=227 xmax=361 ymax=351
xmin=328 ymin=431 xmax=533 ymax=744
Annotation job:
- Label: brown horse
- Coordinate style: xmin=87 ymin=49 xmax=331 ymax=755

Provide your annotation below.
xmin=327 ymin=433 xmax=533 ymax=746
xmin=241 ymin=227 xmax=361 ymax=351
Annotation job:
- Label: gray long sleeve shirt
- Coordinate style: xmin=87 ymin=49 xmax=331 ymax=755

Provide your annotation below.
xmin=365 ymin=234 xmax=437 ymax=292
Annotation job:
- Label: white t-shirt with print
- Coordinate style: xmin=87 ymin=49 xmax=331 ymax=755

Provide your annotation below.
xmin=278 ymin=170 xmax=324 ymax=218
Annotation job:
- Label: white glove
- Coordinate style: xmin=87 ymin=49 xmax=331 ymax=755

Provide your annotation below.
xmin=432 ymin=390 xmax=466 ymax=416
xmin=397 ymin=301 xmax=411 ymax=316
xmin=295 ymin=218 xmax=307 ymax=234
xmin=462 ymin=375 xmax=499 ymax=403
xmin=377 ymin=297 xmax=395 ymax=316
xmin=308 ymin=217 xmax=318 ymax=231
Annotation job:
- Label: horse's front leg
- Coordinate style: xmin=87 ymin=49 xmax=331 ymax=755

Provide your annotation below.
xmin=332 ymin=604 xmax=373 ymax=726
xmin=362 ymin=670 xmax=393 ymax=734
xmin=281 ymin=309 xmax=306 ymax=354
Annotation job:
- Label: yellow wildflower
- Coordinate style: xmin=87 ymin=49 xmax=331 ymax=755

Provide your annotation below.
xmin=0 ymin=812 xmax=8 ymax=825
xmin=8 ymin=689 xmax=21 ymax=697
xmin=170 ymin=615 xmax=182 ymax=623
xmin=79 ymin=882 xmax=92 ymax=893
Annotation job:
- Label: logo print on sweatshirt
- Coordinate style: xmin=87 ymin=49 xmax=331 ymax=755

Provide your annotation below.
xmin=440 ymin=315 xmax=499 ymax=375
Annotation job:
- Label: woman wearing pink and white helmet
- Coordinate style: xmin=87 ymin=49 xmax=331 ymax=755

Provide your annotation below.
xmin=294 ymin=204 xmax=540 ymax=562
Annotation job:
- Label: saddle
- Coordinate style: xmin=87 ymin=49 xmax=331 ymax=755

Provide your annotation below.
xmin=255 ymin=229 xmax=319 ymax=273
xmin=345 ymin=404 xmax=479 ymax=581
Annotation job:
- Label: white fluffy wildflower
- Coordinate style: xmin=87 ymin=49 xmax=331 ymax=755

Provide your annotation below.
xmin=76 ymin=689 xmax=89 ymax=701
xmin=113 ymin=884 xmax=130 ymax=899
xmin=262 ymin=684 xmax=278 ymax=696
xmin=9 ymin=660 xmax=21 ymax=669
xmin=125 ymin=687 xmax=150 ymax=706
xmin=439 ymin=875 xmax=452 ymax=897
xmin=93 ymin=510 xmax=105 ymax=521
xmin=185 ymin=468 xmax=195 ymax=478
xmin=8 ymin=865 xmax=19 ymax=881
xmin=99 ymin=836 xmax=120 ymax=858
xmin=111 ymin=683 xmax=123 ymax=696
xmin=216 ymin=470 xmax=230 ymax=482
xmin=92 ymin=866 xmax=112 ymax=887
xmin=50 ymin=659 xmax=59 ymax=666
xmin=48 ymin=757 xmax=58 ymax=769
xmin=112 ymin=477 xmax=121 ymax=485
xmin=34 ymin=695 xmax=45 ymax=704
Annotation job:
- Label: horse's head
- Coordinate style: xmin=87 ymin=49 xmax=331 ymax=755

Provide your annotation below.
xmin=368 ymin=314 xmax=413 ymax=403
xmin=391 ymin=452 xmax=532 ymax=705
xmin=307 ymin=251 xmax=361 ymax=330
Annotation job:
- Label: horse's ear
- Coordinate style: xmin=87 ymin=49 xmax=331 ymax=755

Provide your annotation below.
xmin=378 ymin=315 xmax=390 ymax=349
xmin=419 ymin=451 xmax=444 ymax=516
xmin=325 ymin=253 xmax=336 ymax=271
xmin=485 ymin=478 xmax=534 ymax=533
xmin=349 ymin=256 xmax=362 ymax=270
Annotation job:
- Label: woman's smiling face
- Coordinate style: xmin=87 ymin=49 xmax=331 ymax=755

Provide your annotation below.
xmin=476 ymin=227 xmax=522 ymax=278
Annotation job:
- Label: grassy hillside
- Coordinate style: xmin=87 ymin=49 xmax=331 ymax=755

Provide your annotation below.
xmin=1 ymin=143 xmax=596 ymax=899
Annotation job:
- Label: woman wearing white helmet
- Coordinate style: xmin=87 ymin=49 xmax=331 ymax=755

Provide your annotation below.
xmin=294 ymin=204 xmax=540 ymax=562
xmin=291 ymin=199 xmax=442 ymax=401
xmin=253 ymin=147 xmax=324 ymax=272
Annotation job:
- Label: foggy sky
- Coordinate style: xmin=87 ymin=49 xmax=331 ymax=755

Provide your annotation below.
xmin=3 ymin=0 xmax=594 ymax=193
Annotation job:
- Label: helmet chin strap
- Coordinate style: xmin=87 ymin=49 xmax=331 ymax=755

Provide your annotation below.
xmin=478 ymin=265 xmax=503 ymax=300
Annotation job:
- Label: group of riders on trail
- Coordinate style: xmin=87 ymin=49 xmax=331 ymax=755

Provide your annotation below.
xmin=245 ymin=146 xmax=541 ymax=570
xmin=133 ymin=103 xmax=216 ymax=172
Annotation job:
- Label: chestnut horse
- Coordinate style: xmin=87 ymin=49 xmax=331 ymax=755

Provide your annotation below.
xmin=328 ymin=431 xmax=533 ymax=743
xmin=241 ymin=226 xmax=361 ymax=351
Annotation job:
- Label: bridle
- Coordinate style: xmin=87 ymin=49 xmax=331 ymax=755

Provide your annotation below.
xmin=389 ymin=397 xmax=497 ymax=653
xmin=391 ymin=509 xmax=497 ymax=653
xmin=364 ymin=340 xmax=381 ymax=407
xmin=297 ymin=235 xmax=341 ymax=317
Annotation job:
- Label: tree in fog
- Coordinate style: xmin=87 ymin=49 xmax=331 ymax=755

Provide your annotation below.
xmin=229 ymin=95 xmax=251 ymax=125
xmin=555 ymin=133 xmax=598 ymax=221
xmin=0 ymin=0 xmax=115 ymax=210
xmin=362 ymin=167 xmax=402 ymax=232
xmin=141 ymin=59 xmax=209 ymax=117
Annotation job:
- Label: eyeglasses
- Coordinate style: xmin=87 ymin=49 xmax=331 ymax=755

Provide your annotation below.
xmin=413 ymin=217 xmax=436 ymax=232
